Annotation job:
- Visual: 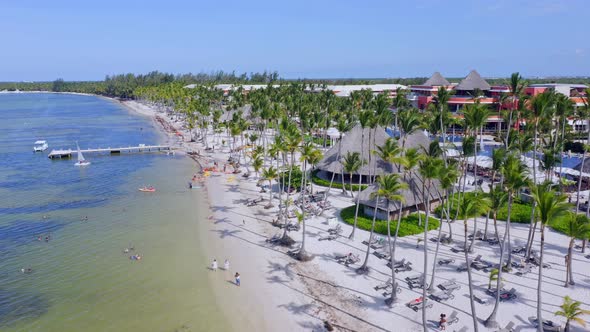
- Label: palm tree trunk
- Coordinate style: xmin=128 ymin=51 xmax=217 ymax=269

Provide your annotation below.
xmin=484 ymin=196 xmax=511 ymax=328
xmin=537 ymin=224 xmax=545 ymax=332
xmin=391 ymin=202 xmax=404 ymax=262
xmin=321 ymin=134 xmax=343 ymax=213
xmin=386 ymin=204 xmax=399 ymax=305
xmin=351 ymin=169 xmax=364 ymax=239
xmin=421 ymin=180 xmax=431 ymax=332
xmin=358 ymin=199 xmax=380 ymax=273
xmin=524 ymin=124 xmax=540 ymax=261
xmin=465 ymin=217 xmax=479 ymax=332
xmin=567 ymin=238 xmax=575 ymax=286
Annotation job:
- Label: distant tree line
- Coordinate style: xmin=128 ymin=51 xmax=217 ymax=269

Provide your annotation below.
xmin=0 ymin=70 xmax=588 ymax=99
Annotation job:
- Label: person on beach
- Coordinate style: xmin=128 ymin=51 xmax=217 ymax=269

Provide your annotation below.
xmin=235 ymin=272 xmax=240 ymax=286
xmin=439 ymin=313 xmax=447 ymax=330
xmin=224 ymin=259 xmax=230 ymax=271
xmin=211 ymin=259 xmax=218 ymax=271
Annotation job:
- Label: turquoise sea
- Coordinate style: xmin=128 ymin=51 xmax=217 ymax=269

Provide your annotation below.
xmin=0 ymin=93 xmax=226 ymax=331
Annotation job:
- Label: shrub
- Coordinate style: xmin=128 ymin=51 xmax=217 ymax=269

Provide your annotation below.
xmin=496 ymin=202 xmax=534 ymax=223
xmin=278 ymin=167 xmax=303 ymax=190
xmin=311 ymin=169 xmax=368 ymax=192
xmin=435 ymin=192 xmax=534 ymax=223
xmin=340 ymin=205 xmax=439 ymax=237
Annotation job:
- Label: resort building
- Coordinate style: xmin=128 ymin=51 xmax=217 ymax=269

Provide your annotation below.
xmin=185 ymin=83 xmax=408 ymax=97
xmin=408 ymin=71 xmax=589 ymax=133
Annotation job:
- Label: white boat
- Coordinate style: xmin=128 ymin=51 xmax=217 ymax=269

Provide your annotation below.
xmin=33 ymin=140 xmax=49 ymax=152
xmin=74 ymin=143 xmax=90 ymax=167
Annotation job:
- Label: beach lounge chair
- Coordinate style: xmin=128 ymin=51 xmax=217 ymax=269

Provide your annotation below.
xmin=407 ymin=277 xmax=427 ymax=290
xmin=428 ymin=289 xmax=455 ymax=302
xmin=327 ymin=224 xmax=342 ymax=235
xmin=374 ymin=278 xmax=393 ymax=291
xmin=528 ymin=316 xmax=563 ymax=331
xmin=447 ymin=310 xmax=459 ymax=326
xmin=437 ymin=279 xmax=461 ymax=292
xmin=372 ymin=251 xmax=389 ymax=260
xmin=319 ymin=234 xmax=338 ymax=241
xmin=393 ymin=262 xmax=412 ymax=273
xmin=405 ymin=274 xmax=422 ymax=282
xmin=496 ymin=321 xmax=515 ymax=332
xmin=471 ymin=259 xmax=493 ymax=271
xmin=511 ymin=246 xmax=526 ymax=255
xmin=265 ymin=233 xmax=282 ymax=244
xmin=492 ymin=288 xmax=517 ymax=302
xmin=438 ymin=258 xmax=454 ymax=265
xmin=474 ymin=294 xmax=489 ymax=304
xmin=335 ymin=253 xmax=360 ymax=266
xmin=451 ymin=246 xmax=465 ymax=253
xmin=456 ymin=263 xmax=468 ymax=272
xmin=405 ymin=297 xmax=432 ymax=312
xmin=487 ymin=238 xmax=500 ymax=245
xmin=515 ymin=264 xmax=533 ymax=276
xmin=382 ymin=286 xmax=402 ymax=297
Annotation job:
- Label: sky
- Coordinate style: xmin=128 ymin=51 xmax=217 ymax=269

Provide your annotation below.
xmin=1 ymin=0 xmax=589 ymax=81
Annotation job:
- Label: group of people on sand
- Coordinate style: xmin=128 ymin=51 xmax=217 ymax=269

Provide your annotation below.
xmin=210 ymin=258 xmax=240 ymax=286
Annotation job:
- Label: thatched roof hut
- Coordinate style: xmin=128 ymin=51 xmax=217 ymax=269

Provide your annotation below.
xmin=357 ymin=174 xmax=441 ymax=214
xmin=455 ymin=70 xmax=491 ymax=91
xmin=423 ymin=72 xmax=450 ymax=86
xmin=316 ymin=125 xmax=393 ymax=176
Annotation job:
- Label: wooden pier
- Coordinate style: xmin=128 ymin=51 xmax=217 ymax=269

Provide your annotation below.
xmin=48 ymin=145 xmax=173 ymax=159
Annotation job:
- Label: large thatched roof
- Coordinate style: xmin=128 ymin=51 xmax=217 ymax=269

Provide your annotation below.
xmin=455 ymin=70 xmax=491 ymax=91
xmin=316 ymin=126 xmax=431 ymax=177
xmin=357 ymin=174 xmax=441 ymax=211
xmin=423 ymin=72 xmax=450 ymax=86
xmin=316 ymin=125 xmax=392 ymax=176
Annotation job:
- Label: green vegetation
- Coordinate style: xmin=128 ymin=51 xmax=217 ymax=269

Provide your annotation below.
xmin=340 ymin=205 xmax=439 ymax=237
xmin=304 ymin=135 xmax=332 ymax=147
xmin=278 ymin=167 xmax=303 ymax=190
xmin=496 ymin=202 xmax=534 ymax=223
xmin=435 ymin=192 xmax=534 ymax=223
xmin=310 ymin=169 xmax=368 ymax=191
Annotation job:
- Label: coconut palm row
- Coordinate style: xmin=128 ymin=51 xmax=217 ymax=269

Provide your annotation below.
xmin=134 ymin=77 xmax=590 ymax=332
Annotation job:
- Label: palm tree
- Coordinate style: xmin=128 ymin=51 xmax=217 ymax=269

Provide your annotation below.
xmin=504 ymin=72 xmax=526 ymax=147
xmin=342 ymin=151 xmax=363 ymax=198
xmin=457 ymin=191 xmax=490 ymax=332
xmin=484 ymin=154 xmax=528 ymax=328
xmin=252 ymin=156 xmax=263 ymax=178
xmin=524 ymin=90 xmax=556 ymax=260
xmin=483 ymin=148 xmax=506 ymax=240
xmin=325 ymin=117 xmax=353 ymax=198
xmin=428 ymin=162 xmax=460 ymax=290
xmin=562 ymin=212 xmax=590 ymax=286
xmin=555 ymin=296 xmax=590 ymax=332
xmin=374 ymin=174 xmax=408 ymax=305
xmin=463 ymin=102 xmax=490 ymax=190
xmin=532 ymin=182 xmax=570 ymax=332
xmin=261 ymin=166 xmax=278 ymax=206
xmin=418 ymin=155 xmax=443 ymax=332
xmin=398 ymin=108 xmax=422 ymax=148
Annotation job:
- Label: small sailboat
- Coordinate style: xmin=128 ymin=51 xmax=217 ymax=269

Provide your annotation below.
xmin=74 ymin=143 xmax=91 ymax=167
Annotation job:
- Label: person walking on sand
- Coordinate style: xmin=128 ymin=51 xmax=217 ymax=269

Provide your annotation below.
xmin=439 ymin=313 xmax=447 ymax=330
xmin=224 ymin=259 xmax=230 ymax=271
xmin=235 ymin=272 xmax=240 ymax=286
xmin=211 ymin=259 xmax=218 ymax=271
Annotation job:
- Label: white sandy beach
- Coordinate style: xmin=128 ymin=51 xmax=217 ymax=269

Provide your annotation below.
xmin=120 ymin=99 xmax=590 ymax=332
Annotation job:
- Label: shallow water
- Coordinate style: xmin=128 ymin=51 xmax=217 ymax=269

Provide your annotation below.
xmin=0 ymin=94 xmax=227 ymax=331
